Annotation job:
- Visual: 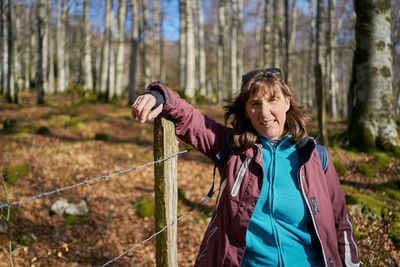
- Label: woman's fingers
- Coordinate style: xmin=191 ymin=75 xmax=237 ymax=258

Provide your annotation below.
xmin=148 ymin=104 xmax=163 ymax=120
xmin=131 ymin=94 xmax=157 ymax=123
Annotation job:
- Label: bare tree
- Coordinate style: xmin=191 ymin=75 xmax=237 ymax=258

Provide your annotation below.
xmin=262 ymin=0 xmax=271 ymax=68
xmin=326 ymin=0 xmax=338 ymax=118
xmin=141 ymin=0 xmax=151 ymax=86
xmin=6 ymin=0 xmax=13 ymax=103
xmin=100 ymin=0 xmax=111 ymax=98
xmin=196 ymin=0 xmax=206 ymax=96
xmin=115 ymin=0 xmax=127 ymax=96
xmin=47 ymin=0 xmax=55 ymax=94
xmin=237 ymin=0 xmax=243 ymax=89
xmin=153 ymin=0 xmax=161 ymax=80
xmin=230 ymin=0 xmax=238 ymax=96
xmin=179 ymin=0 xmax=186 ymax=91
xmin=348 ymin=0 xmax=399 ymax=151
xmin=217 ymin=0 xmax=227 ymax=101
xmin=306 ymin=0 xmax=315 ymax=108
xmin=83 ymin=0 xmax=93 ymax=91
xmin=56 ymin=0 xmax=66 ymax=92
xmin=128 ymin=0 xmax=140 ymax=105
xmin=37 ymin=0 xmax=46 ymax=104
xmin=185 ymin=0 xmax=196 ymax=99
xmin=315 ymin=0 xmax=328 ymax=145
xmin=272 ymin=0 xmax=283 ymax=68
xmin=0 ymin=0 xmax=4 ymax=95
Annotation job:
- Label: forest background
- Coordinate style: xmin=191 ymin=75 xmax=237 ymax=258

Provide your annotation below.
xmin=0 ymin=0 xmax=400 ymax=266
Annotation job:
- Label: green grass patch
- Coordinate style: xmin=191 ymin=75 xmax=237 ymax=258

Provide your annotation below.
xmin=2 ymin=118 xmax=19 ymax=134
xmin=133 ymin=198 xmax=155 ymax=218
xmin=345 ymin=193 xmax=389 ymax=219
xmin=331 ymin=155 xmax=347 ymax=176
xmin=389 ymin=212 xmax=400 ymax=244
xmin=64 ymin=215 xmax=88 ymax=226
xmin=0 ymin=208 xmax=20 ymax=224
xmin=371 ymin=151 xmax=393 ymax=171
xmin=135 ymin=152 xmax=153 ymax=162
xmin=357 ymin=163 xmax=376 ymax=178
xmin=18 ymin=233 xmax=37 ymax=246
xmin=4 ymin=165 xmax=29 ymax=184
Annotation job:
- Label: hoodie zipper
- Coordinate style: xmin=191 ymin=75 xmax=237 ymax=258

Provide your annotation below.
xmin=298 ymin=165 xmax=328 ymax=267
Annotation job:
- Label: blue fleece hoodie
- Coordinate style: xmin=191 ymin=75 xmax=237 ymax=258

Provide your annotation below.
xmin=242 ymin=135 xmax=324 ymax=267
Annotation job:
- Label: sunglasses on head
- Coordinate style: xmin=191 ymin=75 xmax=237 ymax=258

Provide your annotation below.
xmin=241 ymin=67 xmax=282 ymax=80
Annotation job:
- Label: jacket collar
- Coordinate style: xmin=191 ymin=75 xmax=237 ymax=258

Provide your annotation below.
xmin=296 ymin=136 xmax=317 ymax=165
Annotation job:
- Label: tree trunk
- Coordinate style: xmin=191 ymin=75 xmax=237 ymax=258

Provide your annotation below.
xmin=13 ymin=3 xmax=22 ymax=101
xmin=315 ymin=0 xmax=328 ymax=146
xmin=262 ymin=0 xmax=271 ymax=68
xmin=37 ymin=0 xmax=45 ymax=104
xmin=153 ymin=0 xmax=161 ymax=80
xmin=115 ymin=0 xmax=127 ymax=96
xmin=141 ymin=0 xmax=151 ymax=87
xmin=287 ymin=0 xmax=297 ymax=85
xmin=237 ymin=0 xmax=243 ymax=90
xmin=326 ymin=0 xmax=338 ymax=118
xmin=184 ymin=0 xmax=196 ymax=100
xmin=217 ymin=0 xmax=226 ymax=102
xmin=230 ymin=0 xmax=238 ymax=96
xmin=179 ymin=0 xmax=186 ymax=91
xmin=272 ymin=0 xmax=283 ymax=69
xmin=254 ymin=0 xmax=262 ymax=68
xmin=0 ymin=0 xmax=4 ymax=95
xmin=284 ymin=0 xmax=289 ymax=79
xmin=128 ymin=0 xmax=140 ymax=105
xmin=108 ymin=13 xmax=116 ymax=99
xmin=47 ymin=0 xmax=55 ymax=94
xmin=100 ymin=0 xmax=111 ymax=97
xmin=83 ymin=0 xmax=93 ymax=91
xmin=56 ymin=0 xmax=67 ymax=92
xmin=306 ymin=0 xmax=315 ymax=109
xmin=196 ymin=0 xmax=206 ymax=96
xmin=6 ymin=0 xmax=13 ymax=103
xmin=348 ymin=0 xmax=399 ymax=152
xmin=56 ymin=0 xmax=66 ymax=92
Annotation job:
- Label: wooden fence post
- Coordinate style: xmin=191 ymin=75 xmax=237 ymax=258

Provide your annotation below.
xmin=154 ymin=117 xmax=178 ymax=267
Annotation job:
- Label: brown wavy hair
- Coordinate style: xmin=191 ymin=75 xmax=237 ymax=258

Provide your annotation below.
xmin=224 ymin=68 xmax=310 ymax=149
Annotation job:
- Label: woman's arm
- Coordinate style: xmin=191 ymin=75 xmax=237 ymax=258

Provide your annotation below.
xmin=131 ymin=82 xmax=229 ymax=163
xmin=325 ymin=150 xmax=361 ymax=266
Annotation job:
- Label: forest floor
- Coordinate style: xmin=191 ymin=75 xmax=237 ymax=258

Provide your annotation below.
xmin=0 ymin=91 xmax=399 ymax=267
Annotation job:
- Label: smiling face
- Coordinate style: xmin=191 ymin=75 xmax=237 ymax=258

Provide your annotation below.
xmin=245 ymin=85 xmax=290 ymax=139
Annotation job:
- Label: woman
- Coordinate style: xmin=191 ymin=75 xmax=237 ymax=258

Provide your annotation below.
xmin=131 ymin=68 xmax=360 ymax=267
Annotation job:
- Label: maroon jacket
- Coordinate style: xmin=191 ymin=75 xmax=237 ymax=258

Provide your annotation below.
xmin=147 ymin=82 xmax=361 ymax=267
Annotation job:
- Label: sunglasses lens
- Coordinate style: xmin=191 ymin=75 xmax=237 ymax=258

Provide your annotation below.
xmin=264 ymin=67 xmax=281 ymax=74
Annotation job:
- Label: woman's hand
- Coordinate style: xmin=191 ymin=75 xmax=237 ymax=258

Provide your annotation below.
xmin=131 ymin=94 xmax=163 ymax=123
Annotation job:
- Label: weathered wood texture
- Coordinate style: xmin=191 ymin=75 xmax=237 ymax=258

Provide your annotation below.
xmin=154 ymin=117 xmax=178 ymax=267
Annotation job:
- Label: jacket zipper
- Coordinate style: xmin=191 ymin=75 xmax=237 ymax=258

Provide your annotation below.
xmin=270 ymin=146 xmax=285 ymax=266
xmin=231 ymin=157 xmax=251 ymax=197
xmin=298 ymin=165 xmax=328 ymax=267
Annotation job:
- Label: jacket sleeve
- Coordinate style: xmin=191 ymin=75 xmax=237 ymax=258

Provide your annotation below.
xmin=145 ymin=81 xmax=229 ymax=163
xmin=325 ymin=150 xmax=361 ymax=266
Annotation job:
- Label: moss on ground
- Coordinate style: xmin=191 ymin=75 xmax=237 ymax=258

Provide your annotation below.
xmin=357 ymin=163 xmax=376 ymax=177
xmin=133 ymin=199 xmax=155 ymax=218
xmin=332 ymin=155 xmax=347 ymax=176
xmin=4 ymin=165 xmax=29 ymax=184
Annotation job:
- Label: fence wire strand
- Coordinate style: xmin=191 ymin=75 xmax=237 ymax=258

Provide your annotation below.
xmin=100 ymin=190 xmax=217 ymax=267
xmin=0 ymin=149 xmax=191 ymax=209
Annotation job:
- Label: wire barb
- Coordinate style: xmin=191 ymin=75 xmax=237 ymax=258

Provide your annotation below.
xmin=0 ymin=149 xmax=191 ymax=210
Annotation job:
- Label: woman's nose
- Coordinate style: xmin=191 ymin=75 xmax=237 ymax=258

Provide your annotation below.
xmin=260 ymin=103 xmax=271 ymax=117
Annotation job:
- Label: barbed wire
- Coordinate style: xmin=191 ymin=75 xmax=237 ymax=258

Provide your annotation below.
xmin=100 ymin=189 xmax=217 ymax=267
xmin=0 ymin=149 xmax=191 ymax=210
